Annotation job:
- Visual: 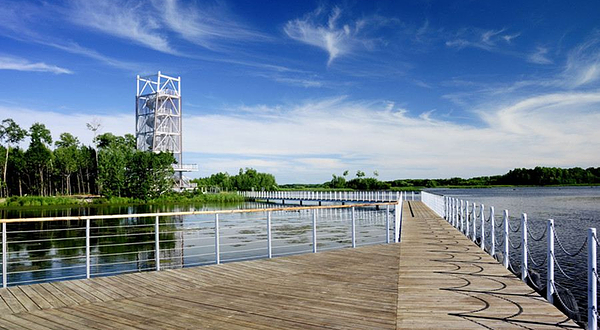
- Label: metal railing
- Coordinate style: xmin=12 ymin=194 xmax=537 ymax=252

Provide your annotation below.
xmin=0 ymin=197 xmax=404 ymax=288
xmin=421 ymin=191 xmax=596 ymax=329
xmin=241 ymin=190 xmax=419 ymax=202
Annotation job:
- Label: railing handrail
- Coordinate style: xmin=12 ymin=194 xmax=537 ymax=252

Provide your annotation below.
xmin=0 ymin=201 xmax=398 ymax=224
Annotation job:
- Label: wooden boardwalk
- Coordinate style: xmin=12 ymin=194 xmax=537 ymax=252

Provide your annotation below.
xmin=0 ymin=202 xmax=580 ymax=329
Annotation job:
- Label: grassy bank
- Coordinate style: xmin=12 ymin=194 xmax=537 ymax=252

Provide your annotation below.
xmin=0 ymin=192 xmax=245 ymax=209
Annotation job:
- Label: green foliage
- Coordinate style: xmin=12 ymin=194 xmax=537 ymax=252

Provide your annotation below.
xmin=2 ymin=196 xmax=83 ymax=207
xmin=327 ymin=174 xmax=346 ymax=188
xmin=192 ymin=168 xmax=278 ymax=191
xmin=124 ymin=151 xmax=175 ymax=200
xmin=96 ymin=132 xmax=176 ymax=200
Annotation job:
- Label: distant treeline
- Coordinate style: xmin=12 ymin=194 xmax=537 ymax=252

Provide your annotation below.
xmin=191 ymin=168 xmax=277 ymax=191
xmin=280 ymin=167 xmax=600 ymax=190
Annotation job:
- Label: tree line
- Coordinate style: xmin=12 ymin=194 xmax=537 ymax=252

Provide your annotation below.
xmin=304 ymin=166 xmax=600 ymax=190
xmin=0 ymin=118 xmax=175 ymax=200
xmin=191 ymin=168 xmax=277 ymax=191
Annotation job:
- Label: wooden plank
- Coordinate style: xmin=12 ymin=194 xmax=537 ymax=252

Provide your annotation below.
xmin=19 ymin=285 xmax=53 ymax=309
xmin=27 ymin=284 xmax=67 ymax=308
xmin=7 ymin=287 xmax=39 ymax=312
xmin=0 ymin=288 xmax=26 ymax=313
xmin=48 ymin=281 xmax=95 ymax=304
xmin=38 ymin=282 xmax=80 ymax=307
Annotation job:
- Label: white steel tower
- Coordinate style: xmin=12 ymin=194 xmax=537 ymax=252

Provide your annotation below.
xmin=136 ymin=71 xmax=197 ymax=190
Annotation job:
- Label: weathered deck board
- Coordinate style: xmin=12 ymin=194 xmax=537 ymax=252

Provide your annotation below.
xmin=397 ymin=201 xmax=578 ymax=329
xmin=0 ymin=201 xmax=581 ymax=329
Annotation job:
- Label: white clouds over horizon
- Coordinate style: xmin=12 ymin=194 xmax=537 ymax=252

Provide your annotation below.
xmin=2 ymin=91 xmax=599 ymax=183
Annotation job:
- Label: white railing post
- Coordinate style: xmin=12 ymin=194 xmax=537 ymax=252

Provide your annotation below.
xmin=155 ymin=215 xmax=161 ymax=271
xmin=588 ymin=228 xmax=597 ymax=330
xmin=521 ymin=213 xmax=528 ymax=282
xmin=465 ymin=201 xmax=470 ymax=237
xmin=2 ymin=222 xmax=6 ymax=288
xmin=452 ymin=198 xmax=456 ymax=227
xmin=394 ymin=201 xmax=401 ymax=243
xmin=547 ymin=219 xmax=554 ymax=304
xmin=460 ymin=199 xmax=465 ymax=233
xmin=312 ymin=209 xmax=318 ymax=253
xmin=215 ymin=214 xmax=220 ymax=264
xmin=351 ymin=207 xmax=356 ymax=248
xmin=86 ymin=219 xmax=90 ymax=279
xmin=481 ymin=204 xmax=485 ymax=251
xmin=503 ymin=210 xmax=509 ymax=269
xmin=386 ymin=205 xmax=390 ymax=244
xmin=490 ymin=207 xmax=495 ymax=257
xmin=267 ymin=212 xmax=272 ymax=258
xmin=472 ymin=203 xmax=477 ymax=242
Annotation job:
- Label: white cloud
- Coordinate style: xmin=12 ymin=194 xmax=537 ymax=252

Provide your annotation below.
xmin=157 ymin=0 xmax=267 ymax=50
xmin=284 ymin=6 xmax=389 ymax=65
xmin=0 ymin=106 xmax=130 ymax=147
xmin=563 ymin=33 xmax=600 ymax=88
xmin=446 ymin=28 xmax=520 ymax=52
xmin=527 ymin=47 xmax=552 ymax=64
xmin=2 ymin=92 xmax=599 ymax=183
xmin=67 ymin=0 xmax=175 ymax=55
xmin=0 ymin=55 xmax=72 ymax=74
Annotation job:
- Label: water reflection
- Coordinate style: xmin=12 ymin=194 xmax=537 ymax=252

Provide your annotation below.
xmin=2 ymin=201 xmax=393 ymax=286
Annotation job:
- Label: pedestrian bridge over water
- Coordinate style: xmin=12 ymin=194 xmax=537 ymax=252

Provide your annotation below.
xmin=0 ymin=200 xmax=578 ymax=329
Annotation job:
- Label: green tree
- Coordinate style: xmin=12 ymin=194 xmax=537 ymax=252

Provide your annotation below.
xmin=0 ymin=119 xmax=27 ymax=197
xmin=125 ymin=151 xmax=174 ymax=200
xmin=54 ymin=133 xmax=80 ymax=195
xmin=26 ymin=123 xmax=53 ymax=196
xmin=356 ymin=170 xmax=365 ymax=178
xmin=96 ymin=133 xmax=134 ymax=197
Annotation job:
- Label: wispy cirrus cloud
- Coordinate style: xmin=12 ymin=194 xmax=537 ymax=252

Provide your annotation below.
xmin=67 ymin=0 xmax=176 ymax=55
xmin=527 ymin=46 xmax=552 ymax=64
xmin=446 ymin=28 xmax=519 ymax=51
xmin=284 ymin=6 xmax=395 ymax=65
xmin=157 ymin=0 xmax=268 ymax=50
xmin=0 ymin=55 xmax=72 ymax=74
xmin=562 ymin=32 xmax=600 ymax=88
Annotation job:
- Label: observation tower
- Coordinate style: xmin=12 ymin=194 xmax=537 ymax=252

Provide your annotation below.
xmin=135 ymin=71 xmax=197 ymax=190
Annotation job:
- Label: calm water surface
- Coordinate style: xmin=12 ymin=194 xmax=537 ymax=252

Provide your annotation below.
xmin=1 ymin=200 xmax=392 ymax=286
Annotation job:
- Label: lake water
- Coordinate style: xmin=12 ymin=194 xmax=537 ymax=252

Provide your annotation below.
xmin=428 ymin=186 xmax=600 ymax=321
xmin=1 ymin=200 xmax=393 ymax=287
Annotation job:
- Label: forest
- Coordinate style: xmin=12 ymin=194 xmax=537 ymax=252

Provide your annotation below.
xmin=0 ymin=118 xmax=174 ymax=200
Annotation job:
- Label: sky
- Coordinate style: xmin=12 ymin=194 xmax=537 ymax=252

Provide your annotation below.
xmin=1 ymin=0 xmax=600 ymax=183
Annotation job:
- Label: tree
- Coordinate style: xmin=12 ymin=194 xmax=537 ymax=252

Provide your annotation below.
xmin=0 ymin=119 xmax=27 ymax=197
xmin=96 ymin=133 xmax=133 ymax=197
xmin=26 ymin=123 xmax=53 ymax=196
xmin=125 ymin=151 xmax=174 ymax=200
xmin=328 ymin=174 xmax=346 ymax=188
xmin=54 ymin=133 xmax=80 ymax=195
xmin=343 ymin=170 xmax=349 ymax=177
xmin=356 ymin=170 xmax=365 ymax=178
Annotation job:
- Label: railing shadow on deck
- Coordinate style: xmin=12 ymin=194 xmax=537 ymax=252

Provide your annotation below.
xmin=422 ymin=191 xmax=595 ymax=329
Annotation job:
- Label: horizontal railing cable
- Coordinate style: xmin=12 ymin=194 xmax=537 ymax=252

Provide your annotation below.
xmin=527 ymin=226 xmax=547 ymax=242
xmin=554 ymin=231 xmax=587 ymax=257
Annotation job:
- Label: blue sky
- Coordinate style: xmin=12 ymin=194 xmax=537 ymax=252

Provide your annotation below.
xmin=1 ymin=0 xmax=600 ymax=183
